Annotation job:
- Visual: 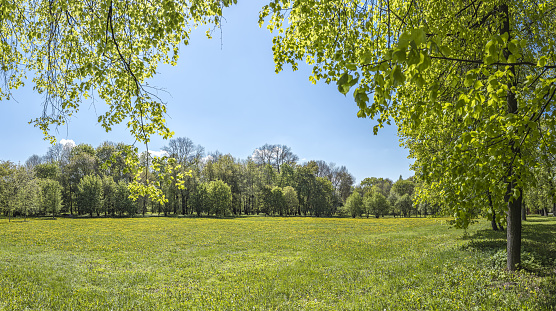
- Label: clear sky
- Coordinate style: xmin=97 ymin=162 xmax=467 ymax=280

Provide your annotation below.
xmin=0 ymin=2 xmax=413 ymax=184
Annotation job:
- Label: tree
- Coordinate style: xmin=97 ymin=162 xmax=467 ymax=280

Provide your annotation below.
xmin=0 ymin=0 xmax=234 ymax=145
xmin=25 ymin=154 xmax=43 ymax=169
xmin=261 ymin=0 xmax=556 ymax=271
xmin=283 ymin=186 xmax=299 ymax=215
xmin=0 ymin=163 xmax=38 ymax=221
xmin=34 ymin=163 xmax=60 ymax=180
xmin=39 ymin=179 xmax=63 ymax=217
xmin=191 ymin=182 xmax=209 ymax=216
xmin=115 ymin=180 xmax=135 ymax=217
xmin=207 ymin=180 xmax=232 ymax=216
xmin=395 ymin=194 xmax=414 ymax=218
xmin=360 ymin=177 xmax=393 ymax=199
xmin=336 ymin=166 xmax=355 ymax=203
xmin=391 ymin=179 xmax=415 ymax=198
xmin=252 ymin=144 xmax=299 ymax=173
xmin=162 ymin=137 xmax=205 ymax=167
xmin=270 ymin=186 xmax=286 ymax=216
xmin=76 ymin=174 xmax=103 ymax=217
xmin=101 ymin=176 xmax=117 ymax=216
xmin=344 ymin=192 xmax=363 ymax=218
xmin=365 ymin=191 xmax=390 ymax=218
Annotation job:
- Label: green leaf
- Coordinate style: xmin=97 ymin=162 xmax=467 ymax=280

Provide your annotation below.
xmin=411 ymin=28 xmax=426 ymax=46
xmin=393 ymin=49 xmax=406 ymax=62
xmin=360 ymin=51 xmax=373 ymax=64
xmin=398 ymin=31 xmax=412 ymax=49
xmin=508 ymin=40 xmax=519 ymax=55
xmin=391 ymin=65 xmax=405 ymax=86
xmin=464 ymin=74 xmax=474 ymax=87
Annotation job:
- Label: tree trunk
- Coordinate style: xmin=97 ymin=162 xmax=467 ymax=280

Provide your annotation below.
xmin=181 ymin=190 xmax=187 ymax=215
xmin=521 ymin=207 xmax=527 ymax=221
xmin=488 ymin=191 xmax=499 ymax=231
xmin=491 ymin=212 xmax=499 ymax=231
xmin=500 ymin=3 xmax=522 ymax=271
xmin=506 ymin=183 xmax=522 ymax=271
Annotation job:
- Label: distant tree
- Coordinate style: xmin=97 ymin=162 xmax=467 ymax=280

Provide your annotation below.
xmin=311 ymin=177 xmax=335 ymax=216
xmin=39 ymin=179 xmax=62 ymax=217
xmin=252 ymin=144 xmax=298 ymax=173
xmin=283 ymin=186 xmax=299 ymax=216
xmin=162 ymin=137 xmax=205 ymax=167
xmin=34 ymin=163 xmax=60 ymax=180
xmin=396 ymin=194 xmax=414 ymax=218
xmin=388 ymin=192 xmax=401 ymax=217
xmin=391 ymin=179 xmax=415 ymax=197
xmin=44 ymin=143 xmax=73 ymax=165
xmin=259 ymin=185 xmax=273 ymax=215
xmin=76 ymin=174 xmax=103 ymax=217
xmin=0 ymin=163 xmax=38 ymax=221
xmin=16 ymin=177 xmax=40 ymax=220
xmin=278 ymin=163 xmax=296 ymax=188
xmin=365 ymin=191 xmax=390 ymax=218
xmin=101 ymin=176 xmax=117 ymax=216
xmin=25 ymin=154 xmax=42 ymax=169
xmin=0 ymin=161 xmax=17 ymax=220
xmin=191 ymin=182 xmax=209 ymax=216
xmin=344 ymin=192 xmax=363 ymax=218
xmin=360 ymin=177 xmax=393 ymax=199
xmin=271 ymin=186 xmax=286 ymax=216
xmin=114 ymin=180 xmax=135 ymax=217
xmin=207 ymin=180 xmax=232 ymax=216
xmin=337 ymin=166 xmax=355 ymax=203
xmin=294 ymin=166 xmax=316 ymax=216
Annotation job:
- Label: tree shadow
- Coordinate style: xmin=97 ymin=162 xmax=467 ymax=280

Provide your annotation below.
xmin=465 ymin=217 xmax=556 ymax=271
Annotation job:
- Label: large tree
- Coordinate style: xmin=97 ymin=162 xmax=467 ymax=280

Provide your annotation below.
xmin=261 ymin=0 xmax=556 ymax=271
xmin=251 ymin=144 xmax=299 ymax=173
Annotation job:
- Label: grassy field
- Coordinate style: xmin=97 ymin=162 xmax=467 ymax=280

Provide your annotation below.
xmin=0 ymin=215 xmax=555 ymax=310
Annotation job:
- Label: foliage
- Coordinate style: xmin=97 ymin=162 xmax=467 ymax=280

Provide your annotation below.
xmin=344 ymin=192 xmax=363 ymax=218
xmin=207 ymin=179 xmax=232 ymax=216
xmin=76 ymin=174 xmax=103 ymax=217
xmin=395 ymin=193 xmax=414 ymax=218
xmin=260 ymin=0 xmax=556 ymax=270
xmin=364 ymin=191 xmax=390 ymax=218
xmin=39 ymin=179 xmax=62 ymax=217
xmin=115 ymin=180 xmax=135 ymax=216
xmin=283 ymin=186 xmax=299 ymax=215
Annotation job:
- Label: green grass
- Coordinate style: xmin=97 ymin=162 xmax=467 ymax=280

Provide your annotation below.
xmin=0 ymin=216 xmax=554 ymax=310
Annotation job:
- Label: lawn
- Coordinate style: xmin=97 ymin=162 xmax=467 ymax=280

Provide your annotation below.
xmin=0 ymin=216 xmax=554 ymax=310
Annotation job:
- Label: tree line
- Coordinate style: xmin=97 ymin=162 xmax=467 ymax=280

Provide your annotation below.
xmin=1 ymin=137 xmax=430 ymax=220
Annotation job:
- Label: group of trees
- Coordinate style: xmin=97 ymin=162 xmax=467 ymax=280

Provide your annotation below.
xmin=344 ymin=176 xmax=431 ymax=218
xmin=0 ymin=138 xmax=363 ymax=218
xmin=143 ymin=139 xmax=357 ymax=217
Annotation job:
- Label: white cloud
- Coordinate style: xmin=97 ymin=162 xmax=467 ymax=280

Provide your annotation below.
xmin=148 ymin=150 xmax=169 ymax=158
xmin=59 ymin=139 xmax=76 ymax=147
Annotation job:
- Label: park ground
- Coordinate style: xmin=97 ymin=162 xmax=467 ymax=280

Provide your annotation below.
xmin=0 ymin=215 xmax=555 ymax=310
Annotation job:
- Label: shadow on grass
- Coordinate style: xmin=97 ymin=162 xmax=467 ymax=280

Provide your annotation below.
xmin=465 ymin=217 xmax=556 ymax=273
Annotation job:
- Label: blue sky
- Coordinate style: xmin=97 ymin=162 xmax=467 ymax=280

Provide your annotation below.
xmin=0 ymin=2 xmax=413 ymax=184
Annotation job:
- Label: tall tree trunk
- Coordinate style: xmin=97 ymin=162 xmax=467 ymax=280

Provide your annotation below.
xmin=506 ymin=184 xmax=522 ymax=271
xmin=501 ymin=3 xmax=521 ymax=271
xmin=521 ymin=207 xmax=527 ymax=221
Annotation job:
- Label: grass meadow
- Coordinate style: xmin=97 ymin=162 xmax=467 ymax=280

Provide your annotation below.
xmin=0 ymin=215 xmax=555 ymax=310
